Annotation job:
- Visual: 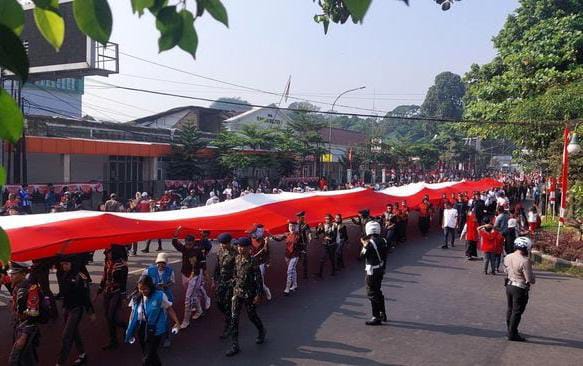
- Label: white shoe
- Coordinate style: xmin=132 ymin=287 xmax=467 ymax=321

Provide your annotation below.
xmin=192 ymin=311 xmax=202 ymax=320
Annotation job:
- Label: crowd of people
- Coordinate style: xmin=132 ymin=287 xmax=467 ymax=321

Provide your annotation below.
xmin=0 ymin=172 xmax=543 ymax=365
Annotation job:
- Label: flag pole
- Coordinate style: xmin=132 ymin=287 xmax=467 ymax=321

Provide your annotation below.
xmin=556 ymin=126 xmax=570 ymax=247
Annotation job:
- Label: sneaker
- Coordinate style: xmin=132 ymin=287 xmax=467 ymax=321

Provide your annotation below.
xmin=72 ymin=353 xmax=87 ymax=365
xmin=380 ymin=312 xmax=388 ymax=322
xmin=256 ymin=329 xmax=266 ymax=344
xmin=141 ymin=249 xmax=149 ymax=254
xmin=192 ymin=311 xmax=202 ymax=320
xmin=365 ymin=317 xmax=382 ymax=326
xmin=283 ymin=291 xmax=290 ymax=296
xmin=441 ymin=245 xmax=448 ymax=249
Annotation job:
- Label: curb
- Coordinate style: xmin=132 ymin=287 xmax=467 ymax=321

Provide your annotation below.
xmin=531 ymin=249 xmax=583 ymax=270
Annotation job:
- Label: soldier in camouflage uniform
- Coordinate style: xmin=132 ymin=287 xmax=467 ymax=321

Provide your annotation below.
xmin=226 ymin=237 xmax=266 ymax=357
xmin=213 ymin=233 xmax=236 ymax=340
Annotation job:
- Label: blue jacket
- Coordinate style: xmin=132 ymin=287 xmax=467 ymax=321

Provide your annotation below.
xmin=125 ymin=290 xmax=168 ymax=343
xmin=146 ymin=265 xmax=174 ymax=303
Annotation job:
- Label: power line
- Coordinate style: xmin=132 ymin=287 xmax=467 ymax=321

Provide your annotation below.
xmin=89 ymin=79 xmax=565 ymax=127
xmin=118 ymin=51 xmax=391 ymax=114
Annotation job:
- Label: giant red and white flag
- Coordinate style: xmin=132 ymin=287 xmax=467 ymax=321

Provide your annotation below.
xmin=1 ymin=178 xmax=501 ymax=261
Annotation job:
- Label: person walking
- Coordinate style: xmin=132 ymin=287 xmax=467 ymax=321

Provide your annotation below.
xmin=504 ymin=236 xmax=535 ymax=342
xmin=226 ymin=237 xmax=266 ymax=357
xmin=442 ymin=201 xmax=458 ymax=249
xmin=315 ymin=214 xmax=337 ymax=278
xmin=334 ymin=214 xmax=348 ymax=270
xmin=171 ymin=230 xmax=204 ymax=329
xmin=142 ymin=253 xmax=176 ymax=348
xmin=360 ymin=221 xmax=388 ymax=326
xmin=272 ymin=220 xmax=302 ymax=295
xmin=417 ymin=198 xmax=432 ymax=238
xmin=249 ymin=224 xmax=272 ymax=301
xmin=296 ymin=211 xmax=312 ymax=280
xmin=56 ymin=255 xmax=95 ymax=366
xmin=96 ymin=245 xmax=129 ymax=350
xmin=478 ymin=220 xmax=504 ymax=275
xmin=125 ymin=276 xmax=181 ymax=365
xmin=460 ymin=210 xmax=479 ymax=260
xmin=213 ymin=233 xmax=237 ymax=339
xmin=8 ymin=261 xmax=41 ymax=366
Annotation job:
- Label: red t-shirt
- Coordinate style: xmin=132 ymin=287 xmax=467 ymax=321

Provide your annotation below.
xmin=418 ymin=202 xmax=431 ymax=217
xmin=136 ymin=200 xmax=152 ymax=213
xmin=465 ymin=213 xmax=479 ymax=242
xmin=479 ymin=230 xmax=503 ymax=254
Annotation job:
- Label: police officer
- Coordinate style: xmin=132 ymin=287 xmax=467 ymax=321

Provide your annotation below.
xmin=56 ymin=255 xmax=95 ymax=366
xmin=227 ymin=237 xmax=266 ymax=357
xmin=296 ymin=211 xmax=312 ymax=280
xmin=504 ymin=236 xmax=535 ymax=342
xmin=360 ymin=221 xmax=388 ymax=326
xmin=213 ymin=233 xmax=237 ymax=340
xmin=8 ymin=261 xmax=41 ymax=366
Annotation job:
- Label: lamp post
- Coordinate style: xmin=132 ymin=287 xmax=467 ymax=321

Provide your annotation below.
xmin=556 ymin=126 xmax=581 ymax=246
xmin=327 ymin=86 xmax=366 ymax=178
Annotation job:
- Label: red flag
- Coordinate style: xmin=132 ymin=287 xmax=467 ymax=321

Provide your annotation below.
xmin=560 ymin=127 xmax=569 ymax=222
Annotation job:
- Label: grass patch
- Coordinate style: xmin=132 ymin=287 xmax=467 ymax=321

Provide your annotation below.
xmin=534 ymin=260 xmax=583 ymax=278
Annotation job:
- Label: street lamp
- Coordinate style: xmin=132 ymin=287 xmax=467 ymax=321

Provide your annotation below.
xmin=556 ymin=127 xmax=581 ymax=246
xmin=328 ymin=86 xmax=366 ymax=179
xmin=567 ymin=133 xmax=581 ymax=155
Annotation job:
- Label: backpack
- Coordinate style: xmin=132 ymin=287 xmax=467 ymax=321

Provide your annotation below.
xmin=26 ymin=284 xmax=57 ymax=324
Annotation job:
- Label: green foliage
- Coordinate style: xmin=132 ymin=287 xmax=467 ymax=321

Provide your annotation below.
xmin=156 ymin=6 xmax=183 ymax=51
xmin=0 ymin=167 xmax=5 ymax=186
xmin=0 ymin=0 xmax=25 ymax=35
xmin=464 ymin=0 xmax=583 ymax=151
xmin=73 ymin=0 xmax=113 ymax=45
xmin=0 ymin=24 xmax=29 ymax=82
xmin=421 ymin=71 xmax=465 ymax=120
xmin=201 ymin=0 xmax=229 ymax=27
xmin=166 ymin=122 xmax=205 ymax=180
xmin=0 ymin=89 xmax=24 ymax=144
xmin=178 ymin=10 xmax=198 ymax=57
xmin=34 ymin=1 xmax=65 ymax=50
xmin=0 ymin=228 xmax=10 ymax=268
xmin=571 ymin=182 xmax=583 ymax=220
xmin=131 ymin=0 xmax=155 ymax=16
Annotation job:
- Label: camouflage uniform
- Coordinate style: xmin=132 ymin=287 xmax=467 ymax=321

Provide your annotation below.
xmin=213 ymin=246 xmax=237 ymax=337
xmin=230 ymin=254 xmax=265 ymax=351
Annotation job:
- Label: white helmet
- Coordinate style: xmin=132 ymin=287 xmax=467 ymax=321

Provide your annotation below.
xmin=365 ymin=221 xmax=381 ymax=236
xmin=514 ymin=236 xmax=532 ymax=250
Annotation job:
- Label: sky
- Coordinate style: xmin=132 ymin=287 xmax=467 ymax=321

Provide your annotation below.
xmin=83 ymin=0 xmax=520 ymax=122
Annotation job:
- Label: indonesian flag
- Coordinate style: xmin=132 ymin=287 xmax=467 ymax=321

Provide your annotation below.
xmin=1 ymin=179 xmax=502 ymax=261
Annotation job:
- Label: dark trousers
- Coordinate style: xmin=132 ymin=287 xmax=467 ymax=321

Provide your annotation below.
xmin=216 ymin=284 xmax=233 ymax=334
xmin=494 ymin=254 xmax=502 ymax=271
xmin=457 ymin=215 xmax=466 ymax=234
xmin=319 ymin=244 xmax=336 ymax=276
xmin=443 ymin=227 xmax=456 ymax=247
xmin=418 ymin=216 xmax=430 ymax=236
xmin=300 ymin=248 xmax=309 ymax=279
xmin=144 ymin=239 xmax=162 ymax=251
xmin=103 ymin=292 xmax=126 ymax=344
xmin=506 ymin=285 xmax=529 ymax=338
xmin=484 ymin=252 xmax=496 ymax=274
xmin=366 ymin=269 xmax=385 ymax=319
xmin=9 ymin=322 xmax=39 ymax=366
xmin=465 ymin=240 xmax=478 ymax=258
xmin=385 ymin=229 xmax=396 ymax=248
xmin=230 ymin=296 xmax=264 ymax=348
xmin=137 ymin=323 xmax=162 ymax=366
xmin=57 ymin=307 xmax=85 ymax=364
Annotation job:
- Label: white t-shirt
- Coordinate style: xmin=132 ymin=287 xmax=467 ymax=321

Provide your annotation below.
xmin=527 ymin=212 xmax=538 ymax=224
xmin=129 ymin=293 xmax=172 ymax=321
xmin=443 ymin=208 xmax=458 ymax=229
xmin=496 ymin=196 xmax=509 ymax=207
xmin=508 ymin=218 xmax=518 ymax=229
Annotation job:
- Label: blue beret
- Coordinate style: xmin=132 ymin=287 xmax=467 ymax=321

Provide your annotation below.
xmin=236 ymin=237 xmax=252 ymax=247
xmin=217 ymin=233 xmax=232 ymax=244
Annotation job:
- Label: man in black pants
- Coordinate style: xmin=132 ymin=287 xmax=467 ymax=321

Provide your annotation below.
xmin=504 ymin=236 xmax=535 ymax=342
xmin=56 ymin=255 xmax=95 ymax=366
xmin=360 ymin=221 xmax=388 ymax=326
xmin=297 ymin=211 xmax=312 ymax=280
xmin=315 ymin=214 xmax=337 ymax=278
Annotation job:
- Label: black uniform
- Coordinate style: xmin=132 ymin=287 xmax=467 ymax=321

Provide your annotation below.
xmin=213 ymin=246 xmax=237 ymax=338
xmin=360 ymin=235 xmax=388 ymax=323
xmin=297 ymin=221 xmax=311 ymax=279
xmin=229 ymin=253 xmax=265 ymax=355
xmin=57 ymin=267 xmax=94 ymax=365
xmin=98 ymin=250 xmax=128 ymax=349
xmin=316 ymin=223 xmax=337 ymax=277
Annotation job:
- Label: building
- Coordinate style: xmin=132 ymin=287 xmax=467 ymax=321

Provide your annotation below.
xmin=130 ymin=105 xmax=237 ymax=134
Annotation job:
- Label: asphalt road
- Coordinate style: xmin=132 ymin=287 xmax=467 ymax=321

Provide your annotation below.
xmin=1 ymin=218 xmax=582 ymax=366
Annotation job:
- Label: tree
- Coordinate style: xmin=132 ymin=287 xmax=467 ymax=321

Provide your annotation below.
xmin=166 ymin=121 xmax=206 ymax=180
xmin=421 ymin=72 xmax=465 ymax=120
xmin=463 ymin=0 xmax=583 ymax=179
xmin=287 ymin=111 xmax=327 ymax=176
xmin=209 ymin=97 xmax=252 ymax=113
